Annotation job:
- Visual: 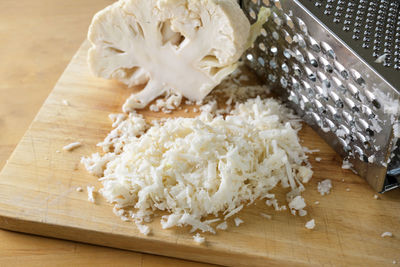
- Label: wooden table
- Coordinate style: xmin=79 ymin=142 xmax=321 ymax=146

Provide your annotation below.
xmin=0 ymin=1 xmax=214 ymax=266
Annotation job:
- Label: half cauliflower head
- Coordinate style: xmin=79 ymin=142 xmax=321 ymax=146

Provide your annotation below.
xmin=88 ymin=0 xmax=251 ymax=112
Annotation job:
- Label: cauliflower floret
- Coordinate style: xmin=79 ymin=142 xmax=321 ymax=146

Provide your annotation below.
xmin=88 ymin=0 xmax=251 ymax=112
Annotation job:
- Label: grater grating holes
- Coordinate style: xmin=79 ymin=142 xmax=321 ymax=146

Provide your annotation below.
xmin=243 ymin=0 xmax=388 ymax=161
xmin=245 ymin=0 xmax=382 ymax=159
xmin=325 ymin=118 xmax=337 ymax=131
xmin=333 ymin=60 xmax=349 ymax=79
xmin=303 ymin=0 xmax=400 ymax=71
xmin=242 ymin=0 xmax=400 ymax=191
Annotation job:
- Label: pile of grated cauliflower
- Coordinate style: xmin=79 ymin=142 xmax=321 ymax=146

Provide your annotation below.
xmin=81 ymin=68 xmax=314 ymax=236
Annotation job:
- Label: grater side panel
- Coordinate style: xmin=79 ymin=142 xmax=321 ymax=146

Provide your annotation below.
xmin=299 ymin=0 xmax=400 ymax=93
xmin=242 ymin=0 xmax=400 ymax=192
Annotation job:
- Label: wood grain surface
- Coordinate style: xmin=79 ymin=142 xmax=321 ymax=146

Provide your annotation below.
xmin=0 ymin=1 xmax=215 ymax=266
xmin=1 ymin=37 xmax=400 ymax=266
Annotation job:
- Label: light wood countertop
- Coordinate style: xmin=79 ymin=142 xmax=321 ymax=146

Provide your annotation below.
xmin=0 ymin=1 xmax=214 ymax=266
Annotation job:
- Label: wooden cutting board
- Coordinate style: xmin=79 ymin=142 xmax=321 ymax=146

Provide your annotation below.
xmin=0 ymin=41 xmax=399 ymax=266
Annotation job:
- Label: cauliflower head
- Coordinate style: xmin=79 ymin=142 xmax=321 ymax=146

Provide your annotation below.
xmin=88 ymin=0 xmax=250 ymax=112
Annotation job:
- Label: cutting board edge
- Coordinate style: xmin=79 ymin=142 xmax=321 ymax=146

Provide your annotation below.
xmin=0 ymin=213 xmax=306 ymax=267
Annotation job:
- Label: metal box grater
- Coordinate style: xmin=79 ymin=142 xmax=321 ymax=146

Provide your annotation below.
xmin=240 ymin=0 xmax=400 ymax=192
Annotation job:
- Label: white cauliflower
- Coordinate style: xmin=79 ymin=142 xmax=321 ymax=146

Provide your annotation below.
xmin=88 ymin=0 xmax=251 ymax=112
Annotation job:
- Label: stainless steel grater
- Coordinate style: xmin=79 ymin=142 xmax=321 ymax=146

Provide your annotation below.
xmin=240 ymin=0 xmax=400 ymax=192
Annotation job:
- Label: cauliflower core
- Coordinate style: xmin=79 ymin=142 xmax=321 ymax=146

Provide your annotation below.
xmin=88 ymin=0 xmax=251 ymax=112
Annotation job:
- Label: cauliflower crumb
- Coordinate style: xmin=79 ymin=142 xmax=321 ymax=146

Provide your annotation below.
xmin=62 ymin=99 xmax=70 ymax=106
xmin=374 ymin=54 xmax=387 ymax=64
xmin=289 ymin=196 xmax=306 ymax=210
xmin=265 ymin=198 xmax=288 ymax=211
xmin=113 ymin=206 xmax=125 ymax=217
xmin=260 ymin=213 xmax=272 ymax=220
xmin=136 ymin=223 xmax=150 ymax=236
xmin=314 ymin=201 xmax=320 ymax=205
xmin=81 ymin=153 xmax=116 ymax=177
xmin=87 ymin=186 xmax=95 ymax=203
xmin=150 ymin=92 xmax=183 ymax=113
xmin=149 ymin=104 xmax=159 ymax=112
xmin=346 ymin=188 xmax=351 ymax=192
xmin=224 ymin=205 xmax=243 ymax=220
xmin=394 ymin=123 xmax=400 ymax=138
xmin=234 ymin=218 xmax=244 ymax=227
xmin=374 ymin=194 xmax=379 ymax=200
xmin=342 ymin=160 xmax=353 ymax=170
xmin=305 ymin=219 xmax=315 ymax=229
xmin=76 ymin=187 xmax=83 ymax=192
xmin=121 ymin=216 xmax=130 ymax=222
xmin=298 ymin=166 xmax=313 ymax=183
xmin=161 ymin=108 xmax=172 ymax=114
xmin=315 ymin=157 xmax=321 ymax=162
xmin=298 ymin=209 xmax=307 ymax=217
xmin=317 ymin=179 xmax=332 ymax=196
xmin=63 ymin=142 xmax=82 ymax=151
xmin=381 ymin=232 xmax=393 ymax=238
xmin=216 ymin=222 xmax=228 ymax=230
xmin=193 ymin=233 xmax=205 ymax=244
xmin=368 ymin=155 xmax=375 ymax=163
xmin=288 ymin=196 xmax=306 ymax=216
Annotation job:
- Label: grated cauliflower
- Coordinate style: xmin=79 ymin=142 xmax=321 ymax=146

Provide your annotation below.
xmin=82 ymin=92 xmax=313 ymax=234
